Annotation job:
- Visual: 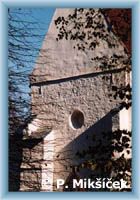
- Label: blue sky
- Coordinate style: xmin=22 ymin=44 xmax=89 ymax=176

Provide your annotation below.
xmin=28 ymin=8 xmax=55 ymax=51
xmin=8 ymin=8 xmax=55 ymax=112
xmin=25 ymin=8 xmax=56 ymax=71
xmin=9 ymin=8 xmax=55 ymax=71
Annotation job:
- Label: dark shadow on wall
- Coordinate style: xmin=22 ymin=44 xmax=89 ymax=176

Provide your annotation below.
xmin=9 ymin=134 xmax=23 ymax=191
xmin=9 ymin=134 xmax=43 ymax=191
xmin=57 ymin=111 xmax=118 ymax=191
xmin=31 ymin=67 xmax=125 ymax=87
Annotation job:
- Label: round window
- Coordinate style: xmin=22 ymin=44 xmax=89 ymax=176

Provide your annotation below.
xmin=70 ymin=110 xmax=84 ymax=129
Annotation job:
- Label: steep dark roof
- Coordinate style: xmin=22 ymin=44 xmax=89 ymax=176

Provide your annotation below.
xmin=102 ymin=9 xmax=131 ymax=55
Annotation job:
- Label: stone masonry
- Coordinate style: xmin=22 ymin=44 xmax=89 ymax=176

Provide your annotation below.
xmin=20 ymin=9 xmax=131 ymax=191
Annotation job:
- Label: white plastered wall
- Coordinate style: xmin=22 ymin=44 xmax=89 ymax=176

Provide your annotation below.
xmin=41 ymin=130 xmax=55 ymax=191
xmin=119 ymin=71 xmax=132 ymax=131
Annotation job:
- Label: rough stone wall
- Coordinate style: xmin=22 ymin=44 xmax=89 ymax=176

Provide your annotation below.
xmin=19 ymin=70 xmax=131 ymax=191
xmin=30 ymin=70 xmax=126 ymax=191
xmin=30 ymin=8 xmax=128 ymax=84
xmin=19 ymin=8 xmax=131 ymax=192
xmin=9 ymin=136 xmax=43 ymax=191
xmin=20 ymin=138 xmax=43 ymax=191
xmin=9 ymin=8 xmax=131 ymax=192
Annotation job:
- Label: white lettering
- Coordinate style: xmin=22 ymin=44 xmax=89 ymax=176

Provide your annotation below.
xmin=73 ymin=179 xmax=83 ymax=188
xmin=57 ymin=179 xmax=65 ymax=189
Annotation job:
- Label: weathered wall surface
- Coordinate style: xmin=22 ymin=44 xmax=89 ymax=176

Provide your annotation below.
xmin=30 ymin=8 xmax=128 ymax=83
xmin=30 ymin=70 xmax=126 ymax=191
xmin=19 ymin=8 xmax=131 ymax=192
xmin=9 ymin=136 xmax=43 ymax=191
xmin=20 ymin=139 xmax=43 ymax=191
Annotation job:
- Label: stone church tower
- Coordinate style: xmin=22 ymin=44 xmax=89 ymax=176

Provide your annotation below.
xmin=20 ymin=9 xmax=131 ymax=191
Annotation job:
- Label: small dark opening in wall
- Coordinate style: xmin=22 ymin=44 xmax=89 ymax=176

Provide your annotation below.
xmin=70 ymin=110 xmax=84 ymax=129
xmin=39 ymin=87 xmax=41 ymax=94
